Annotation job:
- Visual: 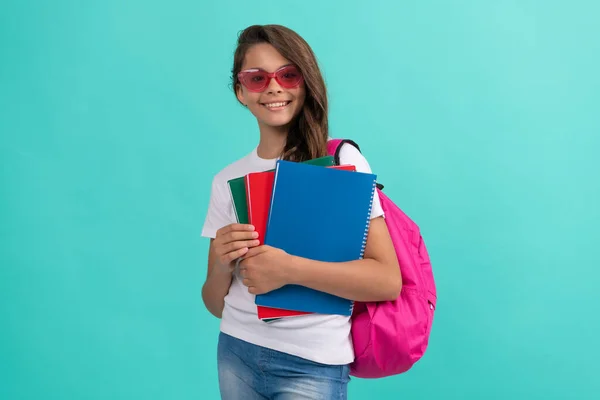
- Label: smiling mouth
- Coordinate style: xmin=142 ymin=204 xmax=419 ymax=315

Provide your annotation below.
xmin=261 ymin=101 xmax=292 ymax=110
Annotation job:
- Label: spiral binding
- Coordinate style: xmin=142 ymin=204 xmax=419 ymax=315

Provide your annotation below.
xmin=359 ymin=179 xmax=377 ymax=260
xmin=348 ymin=178 xmax=377 ymax=316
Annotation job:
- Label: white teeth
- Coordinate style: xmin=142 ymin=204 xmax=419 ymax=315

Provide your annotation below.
xmin=264 ymin=102 xmax=289 ymax=108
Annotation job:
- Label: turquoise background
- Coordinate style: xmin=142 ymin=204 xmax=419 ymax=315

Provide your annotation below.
xmin=1 ymin=0 xmax=599 ymax=399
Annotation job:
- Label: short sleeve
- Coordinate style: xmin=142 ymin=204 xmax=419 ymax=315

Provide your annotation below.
xmin=201 ymin=176 xmax=235 ymax=239
xmin=337 ymin=143 xmax=384 ymax=219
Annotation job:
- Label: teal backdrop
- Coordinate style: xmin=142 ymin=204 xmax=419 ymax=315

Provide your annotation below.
xmin=1 ymin=1 xmax=599 ymax=399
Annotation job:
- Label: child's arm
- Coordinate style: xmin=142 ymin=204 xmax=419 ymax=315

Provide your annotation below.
xmin=201 ymin=239 xmax=235 ymax=318
xmin=202 ymin=224 xmax=260 ymax=318
xmin=239 ymin=216 xmax=401 ymax=302
xmin=288 ymin=216 xmax=401 ymax=301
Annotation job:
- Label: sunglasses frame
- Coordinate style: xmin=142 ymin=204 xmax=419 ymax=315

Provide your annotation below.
xmin=237 ymin=64 xmax=303 ymax=92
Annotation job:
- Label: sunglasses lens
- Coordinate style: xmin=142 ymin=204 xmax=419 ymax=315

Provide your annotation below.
xmin=276 ymin=65 xmax=302 ymax=88
xmin=242 ymin=71 xmax=269 ymax=91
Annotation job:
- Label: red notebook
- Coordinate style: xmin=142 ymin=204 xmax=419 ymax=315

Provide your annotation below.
xmin=245 ymin=164 xmax=357 ymax=320
xmin=244 ymin=171 xmax=273 ymax=246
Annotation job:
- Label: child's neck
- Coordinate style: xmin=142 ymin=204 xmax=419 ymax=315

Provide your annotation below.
xmin=256 ymin=124 xmax=288 ymax=160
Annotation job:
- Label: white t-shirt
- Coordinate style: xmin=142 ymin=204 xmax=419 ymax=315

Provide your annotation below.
xmin=201 ymin=141 xmax=384 ymax=365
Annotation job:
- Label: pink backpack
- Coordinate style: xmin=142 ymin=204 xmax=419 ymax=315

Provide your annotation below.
xmin=327 ymin=139 xmax=437 ymax=378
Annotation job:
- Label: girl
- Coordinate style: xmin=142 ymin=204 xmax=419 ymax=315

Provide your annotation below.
xmin=201 ymin=24 xmax=401 ymax=399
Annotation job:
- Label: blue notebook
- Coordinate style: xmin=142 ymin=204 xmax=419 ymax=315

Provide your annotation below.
xmin=254 ymin=160 xmax=377 ymax=316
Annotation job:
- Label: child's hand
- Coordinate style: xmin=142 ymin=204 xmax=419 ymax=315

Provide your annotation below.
xmin=239 ymin=245 xmax=293 ymax=295
xmin=211 ymin=224 xmax=260 ymax=272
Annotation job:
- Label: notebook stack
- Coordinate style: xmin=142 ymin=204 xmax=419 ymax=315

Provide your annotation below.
xmin=227 ymin=155 xmax=377 ymax=322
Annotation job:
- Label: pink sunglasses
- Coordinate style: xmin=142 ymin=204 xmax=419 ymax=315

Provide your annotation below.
xmin=237 ymin=64 xmax=303 ymax=92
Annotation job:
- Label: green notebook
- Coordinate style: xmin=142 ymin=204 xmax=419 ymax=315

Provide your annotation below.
xmin=228 ymin=177 xmax=250 ymax=224
xmin=227 ymin=155 xmax=335 ymax=224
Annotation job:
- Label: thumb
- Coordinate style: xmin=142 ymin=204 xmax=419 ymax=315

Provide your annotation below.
xmin=244 ymin=245 xmax=269 ymax=259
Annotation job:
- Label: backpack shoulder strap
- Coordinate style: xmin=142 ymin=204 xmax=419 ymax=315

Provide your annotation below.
xmin=327 ymin=138 xmax=384 ymax=190
xmin=326 ymin=139 xmax=361 ymax=165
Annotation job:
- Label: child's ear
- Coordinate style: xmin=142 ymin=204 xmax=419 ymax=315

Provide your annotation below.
xmin=235 ymin=84 xmax=246 ymax=106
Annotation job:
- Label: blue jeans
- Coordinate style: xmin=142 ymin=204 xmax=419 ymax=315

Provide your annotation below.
xmin=217 ymin=332 xmax=350 ymax=399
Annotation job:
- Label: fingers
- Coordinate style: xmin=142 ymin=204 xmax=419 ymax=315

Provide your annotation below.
xmin=242 ymin=279 xmax=258 ymax=295
xmin=217 ymin=231 xmax=259 ymax=247
xmin=239 ymin=265 xmax=262 ymax=294
xmin=218 ymin=246 xmax=249 ymax=266
xmin=244 ymin=245 xmax=270 ymax=258
xmin=216 ymin=224 xmax=255 ymax=237
xmin=215 ymin=239 xmax=259 ymax=267
xmin=215 ymin=223 xmax=256 ymax=246
xmin=224 ymin=239 xmax=260 ymax=254
xmin=213 ymin=224 xmax=260 ymax=267
xmin=239 ymin=264 xmax=253 ymax=280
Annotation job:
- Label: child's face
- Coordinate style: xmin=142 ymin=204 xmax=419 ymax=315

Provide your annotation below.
xmin=236 ymin=43 xmax=306 ymax=131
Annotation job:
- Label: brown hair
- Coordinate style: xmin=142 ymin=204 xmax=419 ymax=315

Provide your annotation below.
xmin=231 ymin=24 xmax=328 ymax=162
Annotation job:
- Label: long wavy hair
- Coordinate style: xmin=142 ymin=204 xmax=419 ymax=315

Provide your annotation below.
xmin=231 ymin=24 xmax=329 ymax=162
